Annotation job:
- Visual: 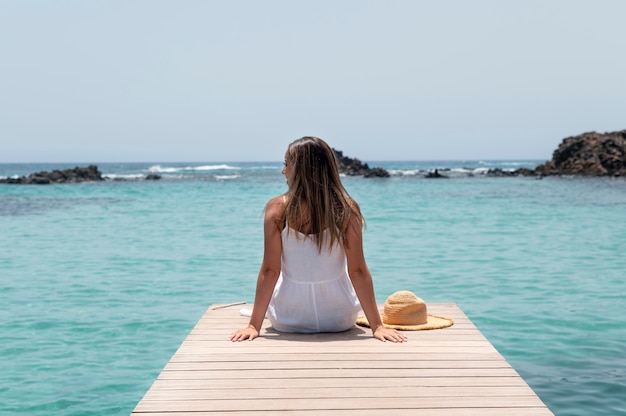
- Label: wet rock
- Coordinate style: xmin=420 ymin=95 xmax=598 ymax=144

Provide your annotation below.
xmin=425 ymin=169 xmax=448 ymax=179
xmin=487 ymin=167 xmax=536 ymax=177
xmin=0 ymin=165 xmax=104 ymax=184
xmin=333 ymin=149 xmax=390 ymax=177
xmin=487 ymin=130 xmax=626 ymax=177
xmin=533 ymin=130 xmax=626 ymax=177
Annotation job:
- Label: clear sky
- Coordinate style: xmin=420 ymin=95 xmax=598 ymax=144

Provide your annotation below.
xmin=1 ymin=1 xmax=625 ymax=163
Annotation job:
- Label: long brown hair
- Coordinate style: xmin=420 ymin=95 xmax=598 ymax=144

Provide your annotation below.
xmin=282 ymin=136 xmax=364 ymax=252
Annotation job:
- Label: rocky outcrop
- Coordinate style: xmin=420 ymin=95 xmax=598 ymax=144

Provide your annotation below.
xmin=425 ymin=169 xmax=448 ymax=179
xmin=0 ymin=165 xmax=104 ymax=184
xmin=487 ymin=130 xmax=626 ymax=177
xmin=486 ymin=167 xmax=536 ymax=177
xmin=333 ymin=149 xmax=390 ymax=177
xmin=533 ymin=130 xmax=626 ymax=177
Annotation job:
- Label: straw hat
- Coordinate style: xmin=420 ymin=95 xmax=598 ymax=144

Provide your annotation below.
xmin=356 ymin=291 xmax=453 ymax=331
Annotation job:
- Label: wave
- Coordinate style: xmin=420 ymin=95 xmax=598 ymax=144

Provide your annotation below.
xmin=194 ymin=164 xmax=240 ymax=171
xmin=104 ymin=172 xmax=242 ymax=182
xmin=215 ymin=175 xmax=240 ymax=180
xmin=104 ymin=174 xmax=146 ymax=180
xmin=147 ymin=164 xmax=240 ymax=173
xmin=385 ymin=167 xmax=498 ymax=177
xmin=471 ymin=167 xmax=490 ymax=174
xmin=478 ymin=160 xmax=537 ymax=168
xmin=387 ymin=169 xmax=421 ymax=176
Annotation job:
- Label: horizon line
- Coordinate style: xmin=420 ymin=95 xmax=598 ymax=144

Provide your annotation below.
xmin=0 ymin=157 xmax=548 ymax=165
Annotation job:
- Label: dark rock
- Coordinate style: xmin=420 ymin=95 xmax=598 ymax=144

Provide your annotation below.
xmin=364 ymin=167 xmax=390 ymax=178
xmin=333 ymin=149 xmax=389 ymax=177
xmin=487 ymin=167 xmax=536 ymax=177
xmin=425 ymin=169 xmax=448 ymax=179
xmin=0 ymin=165 xmax=104 ymax=184
xmin=533 ymin=130 xmax=626 ymax=177
xmin=487 ymin=130 xmax=626 ymax=177
xmin=145 ymin=174 xmax=162 ymax=180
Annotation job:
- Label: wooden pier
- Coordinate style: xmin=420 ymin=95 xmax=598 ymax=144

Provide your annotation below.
xmin=132 ymin=302 xmax=553 ymax=415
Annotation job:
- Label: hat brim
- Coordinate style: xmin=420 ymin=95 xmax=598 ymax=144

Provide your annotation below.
xmin=356 ymin=314 xmax=453 ymax=331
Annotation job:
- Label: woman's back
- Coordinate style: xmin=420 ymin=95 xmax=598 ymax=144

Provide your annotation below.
xmin=266 ymin=226 xmax=361 ymax=333
xmin=281 ymin=227 xmax=345 ymax=283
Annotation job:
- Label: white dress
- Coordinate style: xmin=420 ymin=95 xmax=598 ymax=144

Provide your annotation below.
xmin=267 ymin=226 xmax=361 ymax=333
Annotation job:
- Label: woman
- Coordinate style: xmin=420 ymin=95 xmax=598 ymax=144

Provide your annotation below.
xmin=230 ymin=137 xmax=406 ymax=342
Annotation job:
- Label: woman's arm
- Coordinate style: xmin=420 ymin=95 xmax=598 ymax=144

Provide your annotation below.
xmin=230 ymin=197 xmax=284 ymax=341
xmin=344 ymin=205 xmax=407 ymax=343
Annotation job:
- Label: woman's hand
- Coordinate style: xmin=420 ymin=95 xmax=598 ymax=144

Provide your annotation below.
xmin=373 ymin=325 xmax=407 ymax=343
xmin=230 ymin=325 xmax=260 ymax=342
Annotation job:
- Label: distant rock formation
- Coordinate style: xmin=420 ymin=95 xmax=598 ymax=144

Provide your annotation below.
xmin=333 ymin=149 xmax=390 ymax=177
xmin=488 ymin=130 xmax=626 ymax=177
xmin=534 ymin=130 xmax=626 ymax=177
xmin=425 ymin=169 xmax=448 ymax=179
xmin=0 ymin=165 xmax=105 ymax=184
xmin=486 ymin=167 xmax=536 ymax=177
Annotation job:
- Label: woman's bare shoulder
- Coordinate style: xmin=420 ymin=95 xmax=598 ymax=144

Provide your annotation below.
xmin=347 ymin=197 xmax=362 ymax=216
xmin=266 ymin=195 xmax=286 ymax=208
xmin=347 ymin=197 xmax=360 ymax=210
xmin=265 ymin=195 xmax=287 ymax=217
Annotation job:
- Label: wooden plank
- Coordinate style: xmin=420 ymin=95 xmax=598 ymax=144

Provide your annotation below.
xmin=144 ymin=376 xmax=533 ymax=390
xmin=134 ymin=411 xmax=552 ymax=416
xmin=134 ymin=396 xmax=549 ymax=412
xmin=162 ymin=359 xmax=512 ymax=370
xmin=131 ymin=302 xmax=554 ymax=415
xmin=168 ymin=353 xmax=506 ymax=363
xmin=173 ymin=344 xmax=501 ymax=354
xmin=154 ymin=367 xmax=521 ymax=380
xmin=139 ymin=385 xmax=541 ymax=400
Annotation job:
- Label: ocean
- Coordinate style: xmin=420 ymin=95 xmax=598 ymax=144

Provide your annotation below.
xmin=1 ymin=160 xmax=625 ymax=415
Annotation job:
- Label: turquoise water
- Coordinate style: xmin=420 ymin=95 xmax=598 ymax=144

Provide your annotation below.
xmin=1 ymin=161 xmax=625 ymax=415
